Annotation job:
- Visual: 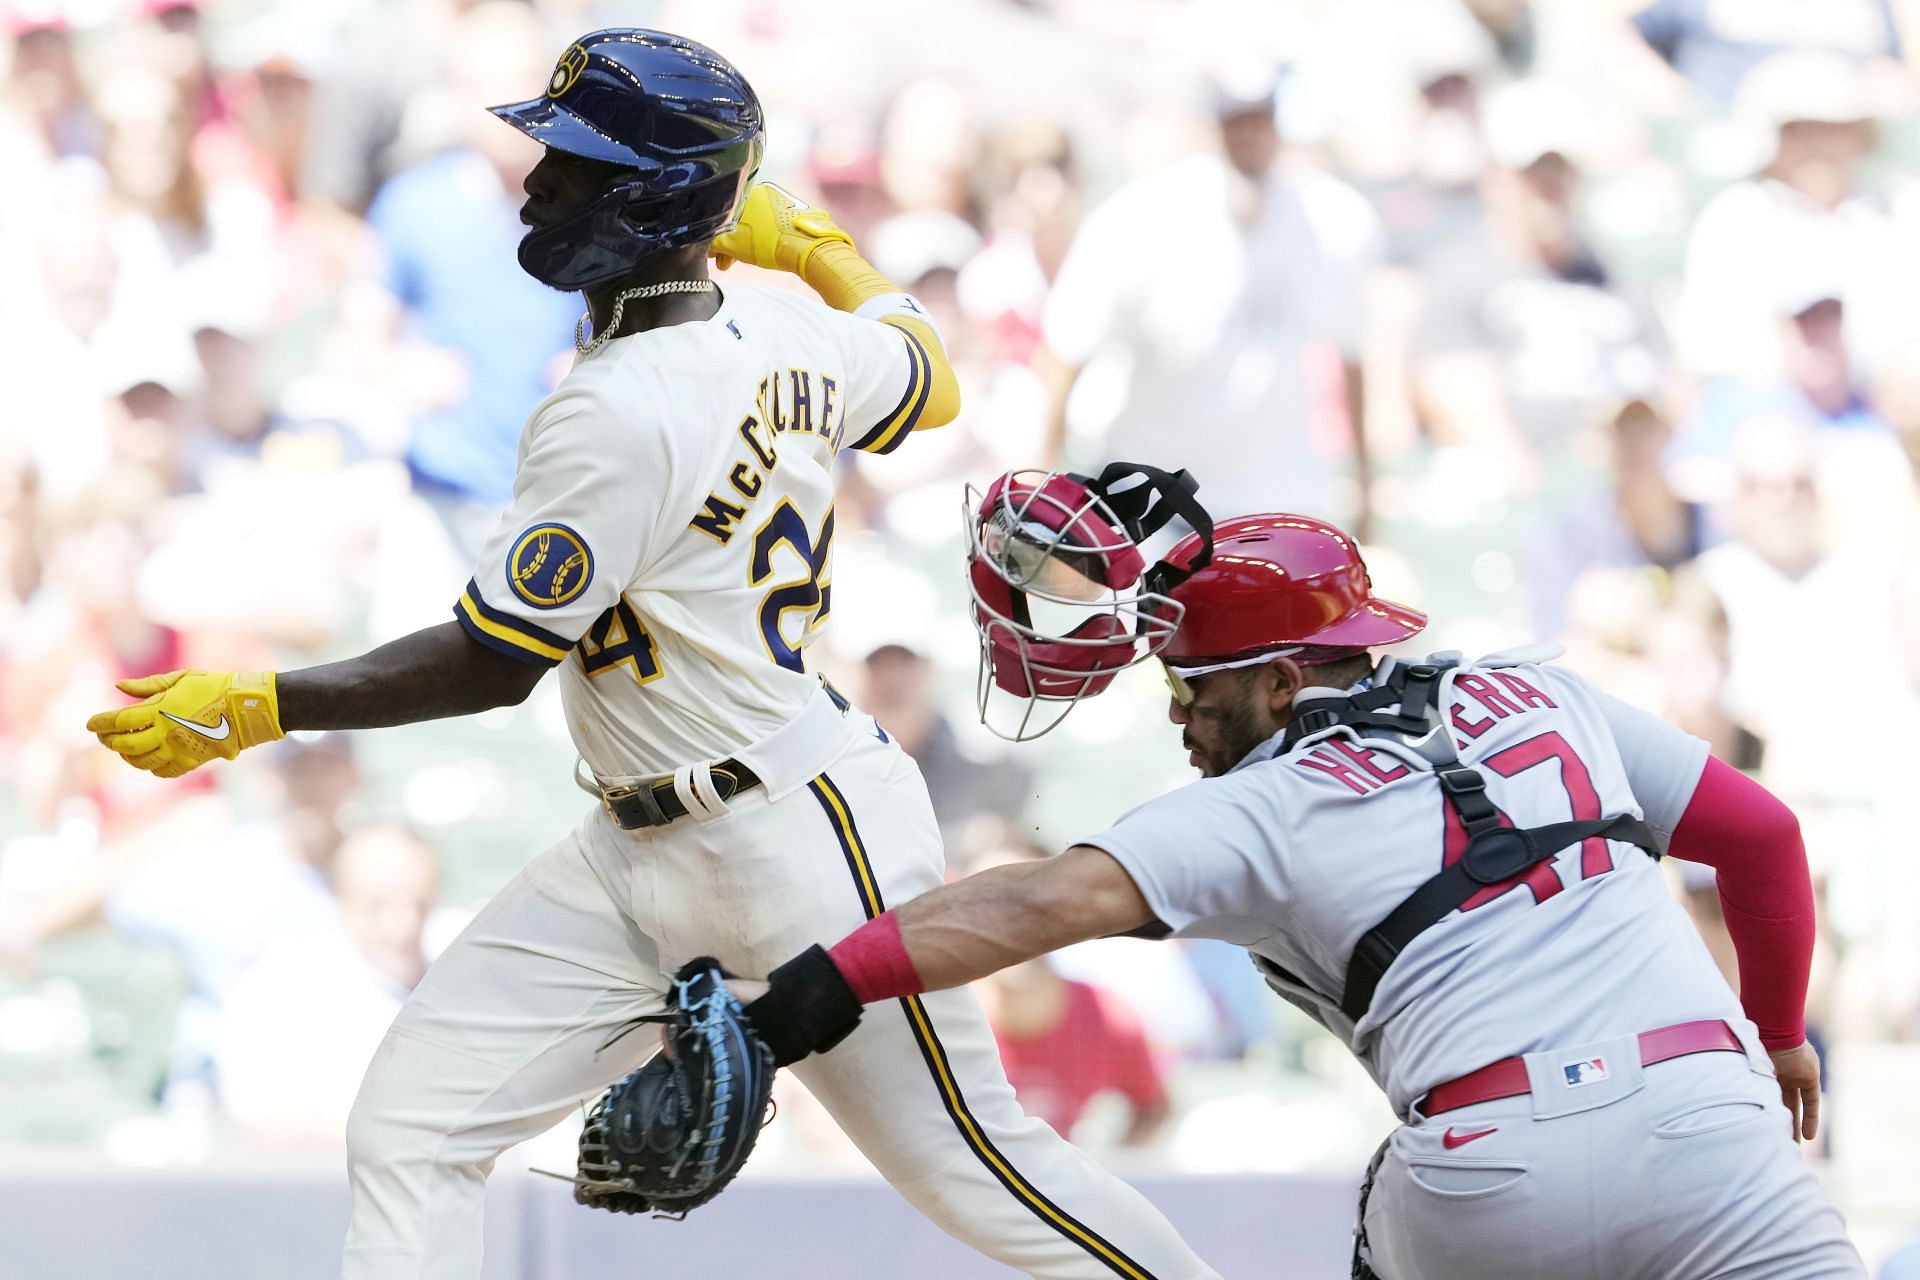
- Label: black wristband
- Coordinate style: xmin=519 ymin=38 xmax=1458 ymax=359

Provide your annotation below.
xmin=745 ymin=944 xmax=865 ymax=1066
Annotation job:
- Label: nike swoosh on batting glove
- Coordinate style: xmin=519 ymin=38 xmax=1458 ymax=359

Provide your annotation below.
xmin=86 ymin=669 xmax=284 ymax=778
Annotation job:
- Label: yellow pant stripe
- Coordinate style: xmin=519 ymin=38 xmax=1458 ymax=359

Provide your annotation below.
xmin=808 ymin=775 xmax=1157 ymax=1280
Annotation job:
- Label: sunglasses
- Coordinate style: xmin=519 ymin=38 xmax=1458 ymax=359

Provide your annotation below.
xmin=1161 ymin=649 xmax=1302 ymax=706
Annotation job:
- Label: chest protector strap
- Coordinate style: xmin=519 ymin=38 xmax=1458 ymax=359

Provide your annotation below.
xmin=1283 ymin=660 xmax=1661 ymax=1023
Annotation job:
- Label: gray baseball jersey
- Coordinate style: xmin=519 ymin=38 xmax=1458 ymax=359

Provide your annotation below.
xmin=1085 ymin=646 xmax=1730 ymax=1117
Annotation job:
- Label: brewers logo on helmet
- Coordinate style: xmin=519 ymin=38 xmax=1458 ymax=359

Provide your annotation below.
xmin=490 ymin=29 xmax=766 ymax=290
xmin=547 ymin=43 xmax=589 ymax=97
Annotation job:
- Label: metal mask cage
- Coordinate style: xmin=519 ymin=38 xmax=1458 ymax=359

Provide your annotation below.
xmin=973 ymin=470 xmax=1144 ymax=592
xmin=971 ymin=603 xmax=1186 ymax=740
xmin=963 ymin=476 xmax=1187 ymax=742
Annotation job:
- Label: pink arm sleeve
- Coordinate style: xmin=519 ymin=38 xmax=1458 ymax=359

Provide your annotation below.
xmin=827 ymin=910 xmax=924 ymax=1004
xmin=1666 ymin=756 xmax=1814 ymax=1051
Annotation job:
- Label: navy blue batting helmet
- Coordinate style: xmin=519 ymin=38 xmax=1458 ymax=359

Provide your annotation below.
xmin=490 ymin=29 xmax=764 ymax=291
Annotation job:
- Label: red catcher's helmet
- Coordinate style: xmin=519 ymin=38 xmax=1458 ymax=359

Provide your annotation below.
xmin=1157 ymin=514 xmax=1425 ymax=665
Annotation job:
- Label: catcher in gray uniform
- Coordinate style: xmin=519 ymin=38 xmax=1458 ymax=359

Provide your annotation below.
xmin=734 ymin=482 xmax=1863 ymax=1280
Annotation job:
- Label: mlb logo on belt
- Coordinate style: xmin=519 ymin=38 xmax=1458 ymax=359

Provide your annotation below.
xmin=1562 ymin=1056 xmax=1609 ymax=1087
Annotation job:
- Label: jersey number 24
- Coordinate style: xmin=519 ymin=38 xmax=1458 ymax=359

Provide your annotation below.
xmin=750 ymin=500 xmax=834 ymax=673
xmin=577 ymin=500 xmax=833 ymax=683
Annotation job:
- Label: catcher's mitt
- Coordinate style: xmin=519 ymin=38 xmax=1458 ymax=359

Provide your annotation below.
xmin=571 ymin=957 xmax=776 ymax=1219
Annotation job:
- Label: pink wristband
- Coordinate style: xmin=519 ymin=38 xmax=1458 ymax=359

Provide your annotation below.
xmin=828 ymin=911 xmax=924 ymax=1004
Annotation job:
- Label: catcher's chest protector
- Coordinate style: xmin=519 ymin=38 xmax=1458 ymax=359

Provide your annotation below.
xmin=1277 ymin=657 xmax=1659 ymax=1021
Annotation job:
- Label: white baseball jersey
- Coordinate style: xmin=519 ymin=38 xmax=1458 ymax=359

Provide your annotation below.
xmin=451 ymin=284 xmax=938 ymax=777
xmin=356 ymin=284 xmax=1217 ymax=1280
xmin=1084 ymin=648 xmax=1734 ymax=1117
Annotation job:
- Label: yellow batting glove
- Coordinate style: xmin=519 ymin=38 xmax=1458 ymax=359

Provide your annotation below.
xmin=85 ymin=670 xmax=284 ymax=779
xmin=710 ymin=182 xmax=854 ymax=276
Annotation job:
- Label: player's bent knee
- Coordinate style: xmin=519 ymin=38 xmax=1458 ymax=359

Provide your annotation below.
xmin=344 ymin=1044 xmax=438 ymax=1170
xmin=344 ymin=1082 xmax=482 ymax=1183
xmin=344 ymin=1084 xmax=398 ymax=1170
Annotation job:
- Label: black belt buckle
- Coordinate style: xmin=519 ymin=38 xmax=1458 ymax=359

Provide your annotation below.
xmin=600 ymin=760 xmax=762 ymax=830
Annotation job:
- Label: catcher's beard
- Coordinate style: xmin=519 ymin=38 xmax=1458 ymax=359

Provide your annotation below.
xmin=1190 ymin=683 xmax=1275 ymax=778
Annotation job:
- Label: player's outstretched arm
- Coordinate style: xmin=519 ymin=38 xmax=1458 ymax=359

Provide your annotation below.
xmin=736 ymin=846 xmax=1157 ymax=1065
xmin=710 ymin=182 xmax=960 ymax=429
xmin=873 ymin=845 xmax=1157 ymax=991
xmin=276 ymin=621 xmax=549 ymax=728
xmin=87 ymin=623 xmax=547 ymax=778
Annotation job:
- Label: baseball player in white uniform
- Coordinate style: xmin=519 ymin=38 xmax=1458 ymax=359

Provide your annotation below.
xmin=736 ymin=485 xmax=1867 ymax=1280
xmin=86 ymin=30 xmax=1218 ymax=1280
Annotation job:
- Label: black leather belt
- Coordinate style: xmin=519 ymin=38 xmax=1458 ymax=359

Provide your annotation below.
xmin=601 ymin=760 xmax=762 ymax=830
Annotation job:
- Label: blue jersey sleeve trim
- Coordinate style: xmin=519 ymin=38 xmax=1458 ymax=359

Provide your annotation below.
xmin=848 ymin=327 xmax=932 ymax=454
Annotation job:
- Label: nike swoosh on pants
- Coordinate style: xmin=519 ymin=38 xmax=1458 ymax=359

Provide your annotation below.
xmin=1442 ymin=1126 xmax=1498 ymax=1149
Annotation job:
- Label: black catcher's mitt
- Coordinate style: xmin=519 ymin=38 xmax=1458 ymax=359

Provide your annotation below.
xmin=571 ymin=957 xmax=776 ymax=1219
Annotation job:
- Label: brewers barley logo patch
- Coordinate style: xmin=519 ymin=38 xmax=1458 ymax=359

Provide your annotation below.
xmin=548 ymin=43 xmax=589 ymax=98
xmin=508 ymin=524 xmax=593 ymax=608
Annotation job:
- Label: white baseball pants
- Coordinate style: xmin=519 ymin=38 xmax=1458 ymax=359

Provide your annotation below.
xmin=1363 ymin=1036 xmax=1865 ymax=1279
xmin=339 ymin=698 xmax=1217 ymax=1280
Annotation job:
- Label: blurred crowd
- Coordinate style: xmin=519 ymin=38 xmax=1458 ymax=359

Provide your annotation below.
xmin=3 ymin=0 xmax=1920 ymax=1261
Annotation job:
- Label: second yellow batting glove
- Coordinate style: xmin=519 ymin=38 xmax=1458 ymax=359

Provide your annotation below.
xmin=710 ymin=183 xmax=855 ymax=275
xmin=86 ymin=670 xmax=284 ymax=778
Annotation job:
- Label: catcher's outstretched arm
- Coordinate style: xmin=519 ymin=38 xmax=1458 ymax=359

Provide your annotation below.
xmin=874 ymin=845 xmax=1155 ymax=992
xmin=741 ymin=846 xmax=1155 ymax=1065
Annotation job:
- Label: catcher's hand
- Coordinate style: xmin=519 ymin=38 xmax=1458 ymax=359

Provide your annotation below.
xmin=571 ymin=958 xmax=776 ymax=1218
xmin=1768 ymin=1039 xmax=1821 ymax=1142
xmin=86 ymin=670 xmax=284 ymax=778
xmin=710 ymin=183 xmax=854 ymax=275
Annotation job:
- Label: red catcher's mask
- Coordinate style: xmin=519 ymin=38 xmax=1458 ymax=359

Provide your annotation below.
xmin=965 ymin=463 xmax=1213 ymax=740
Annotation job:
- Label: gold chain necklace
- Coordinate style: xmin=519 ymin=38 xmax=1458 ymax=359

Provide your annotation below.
xmin=574 ymin=280 xmax=718 ymax=357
